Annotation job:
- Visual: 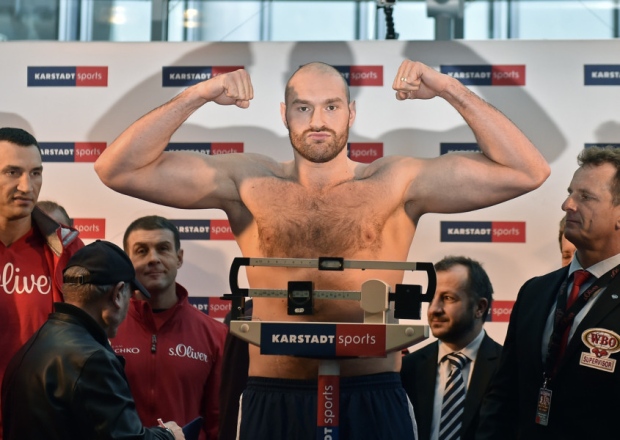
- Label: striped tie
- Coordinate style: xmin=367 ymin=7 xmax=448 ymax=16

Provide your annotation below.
xmin=439 ymin=352 xmax=470 ymax=440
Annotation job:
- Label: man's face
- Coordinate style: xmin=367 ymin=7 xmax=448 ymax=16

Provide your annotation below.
xmin=125 ymin=228 xmax=182 ymax=298
xmin=560 ymin=234 xmax=576 ymax=267
xmin=281 ymin=70 xmax=355 ymax=163
xmin=0 ymin=142 xmax=42 ymax=222
xmin=108 ymin=283 xmax=132 ymax=338
xmin=427 ymin=265 xmax=478 ymax=344
xmin=562 ymin=163 xmax=620 ymax=253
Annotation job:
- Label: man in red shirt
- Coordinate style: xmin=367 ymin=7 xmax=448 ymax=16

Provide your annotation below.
xmin=0 ymin=127 xmax=83 ymax=436
xmin=112 ymin=215 xmax=227 ymax=440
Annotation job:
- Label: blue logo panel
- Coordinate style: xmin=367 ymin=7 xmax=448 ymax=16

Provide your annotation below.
xmin=440 ymin=65 xmax=492 ymax=86
xmin=28 ymin=67 xmax=76 ymax=86
xmin=584 ymin=65 xmax=620 ymax=85
xmin=440 ymin=143 xmax=481 ymax=155
xmin=170 ymin=219 xmax=211 ymax=240
xmin=441 ymin=221 xmax=492 ymax=242
xmin=39 ymin=142 xmax=75 ymax=162
xmin=162 ymin=66 xmax=213 ymax=87
xmin=261 ymin=323 xmax=337 ymax=357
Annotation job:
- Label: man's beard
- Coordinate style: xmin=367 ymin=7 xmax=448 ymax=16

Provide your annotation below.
xmin=289 ymin=125 xmax=349 ymax=164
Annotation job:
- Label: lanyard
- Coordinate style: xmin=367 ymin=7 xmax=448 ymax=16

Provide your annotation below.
xmin=544 ymin=264 xmax=620 ymax=383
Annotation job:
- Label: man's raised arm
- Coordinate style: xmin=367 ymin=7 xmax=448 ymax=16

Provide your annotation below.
xmin=94 ymin=69 xmax=254 ymax=209
xmin=392 ymin=60 xmax=550 ymax=216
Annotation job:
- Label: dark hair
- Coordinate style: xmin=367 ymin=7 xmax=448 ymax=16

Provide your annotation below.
xmin=558 ymin=214 xmax=567 ymax=249
xmin=123 ymin=215 xmax=181 ymax=251
xmin=37 ymin=200 xmax=72 ymax=226
xmin=434 ymin=255 xmax=494 ymax=320
xmin=285 ymin=62 xmax=351 ymax=104
xmin=577 ymin=146 xmax=620 ymax=205
xmin=0 ymin=127 xmax=40 ymax=152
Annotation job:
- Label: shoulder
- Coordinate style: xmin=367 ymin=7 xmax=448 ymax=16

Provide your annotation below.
xmin=518 ymin=266 xmax=568 ymax=297
xmin=481 ymin=333 xmax=503 ymax=353
xmin=402 ymin=342 xmax=438 ymax=370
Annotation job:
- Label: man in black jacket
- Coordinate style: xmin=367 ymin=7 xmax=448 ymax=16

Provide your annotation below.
xmin=401 ymin=256 xmax=502 ymax=440
xmin=1 ymin=240 xmax=185 ymax=440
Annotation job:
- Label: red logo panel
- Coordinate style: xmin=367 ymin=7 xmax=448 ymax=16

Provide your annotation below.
xmin=491 ymin=221 xmax=526 ymax=243
xmin=489 ymin=300 xmax=515 ymax=322
xmin=335 ymin=324 xmax=385 ymax=357
xmin=210 ymin=219 xmax=234 ymax=240
xmin=212 ymin=66 xmax=244 ymax=76
xmin=74 ymin=142 xmax=106 ymax=162
xmin=349 ymin=143 xmax=383 ymax=163
xmin=491 ymin=65 xmax=526 ymax=86
xmin=211 ymin=143 xmax=244 ymax=155
xmin=349 ymin=66 xmax=383 ymax=86
xmin=207 ymin=297 xmax=232 ymax=318
xmin=73 ymin=218 xmax=106 ymax=239
xmin=75 ymin=66 xmax=108 ymax=87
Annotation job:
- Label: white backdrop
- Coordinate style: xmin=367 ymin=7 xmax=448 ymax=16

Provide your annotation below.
xmin=2 ymin=40 xmax=618 ymax=347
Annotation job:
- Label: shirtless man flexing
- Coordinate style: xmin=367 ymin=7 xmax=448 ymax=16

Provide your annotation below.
xmin=95 ymin=60 xmax=549 ymax=440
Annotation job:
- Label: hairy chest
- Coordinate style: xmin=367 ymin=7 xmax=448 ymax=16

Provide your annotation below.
xmin=239 ymin=178 xmax=402 ymax=259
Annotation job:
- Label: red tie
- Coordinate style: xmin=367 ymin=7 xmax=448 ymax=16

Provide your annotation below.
xmin=559 ymin=269 xmax=592 ymax=359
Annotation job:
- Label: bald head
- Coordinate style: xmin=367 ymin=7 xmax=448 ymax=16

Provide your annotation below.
xmin=285 ymin=62 xmax=350 ymax=105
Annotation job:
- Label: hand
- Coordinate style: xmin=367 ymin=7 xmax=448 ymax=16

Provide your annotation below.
xmin=392 ymin=60 xmax=450 ymax=101
xmin=163 ymin=421 xmax=185 ymax=439
xmin=197 ymin=68 xmax=254 ymax=109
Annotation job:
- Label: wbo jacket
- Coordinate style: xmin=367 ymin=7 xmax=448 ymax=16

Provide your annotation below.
xmin=1 ymin=302 xmax=173 ymax=440
xmin=112 ymin=284 xmax=228 ymax=440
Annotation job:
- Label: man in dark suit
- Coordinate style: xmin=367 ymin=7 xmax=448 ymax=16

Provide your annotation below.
xmin=401 ymin=256 xmax=502 ymax=440
xmin=477 ymin=146 xmax=620 ymax=439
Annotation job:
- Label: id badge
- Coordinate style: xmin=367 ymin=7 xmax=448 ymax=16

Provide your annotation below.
xmin=535 ymin=387 xmax=552 ymax=426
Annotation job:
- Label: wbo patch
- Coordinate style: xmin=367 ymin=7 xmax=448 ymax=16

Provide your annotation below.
xmin=579 ymin=328 xmax=620 ymax=373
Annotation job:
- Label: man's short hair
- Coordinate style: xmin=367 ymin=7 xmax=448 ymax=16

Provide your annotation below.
xmin=578 ymin=146 xmax=620 ymax=205
xmin=37 ymin=200 xmax=72 ymax=226
xmin=0 ymin=127 xmax=40 ymax=152
xmin=123 ymin=215 xmax=181 ymax=251
xmin=558 ymin=214 xmax=567 ymax=249
xmin=285 ymin=62 xmax=351 ymax=105
xmin=434 ymin=255 xmax=494 ymax=320
xmin=62 ymin=265 xmax=116 ymax=304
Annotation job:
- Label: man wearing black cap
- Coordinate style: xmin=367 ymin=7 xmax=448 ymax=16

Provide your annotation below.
xmin=1 ymin=240 xmax=185 ymax=440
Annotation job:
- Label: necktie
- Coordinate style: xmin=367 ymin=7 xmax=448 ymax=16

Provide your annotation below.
xmin=439 ymin=352 xmax=470 ymax=440
xmin=558 ymin=269 xmax=592 ymax=359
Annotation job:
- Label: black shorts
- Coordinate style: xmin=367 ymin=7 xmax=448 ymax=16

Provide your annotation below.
xmin=237 ymin=373 xmax=417 ymax=440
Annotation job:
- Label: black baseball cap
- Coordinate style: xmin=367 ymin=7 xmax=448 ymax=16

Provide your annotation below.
xmin=63 ymin=240 xmax=151 ymax=298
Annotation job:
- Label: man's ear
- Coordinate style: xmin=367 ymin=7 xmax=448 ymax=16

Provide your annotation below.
xmin=476 ymin=298 xmax=489 ymax=319
xmin=177 ymin=248 xmax=184 ymax=269
xmin=280 ymin=102 xmax=288 ymax=128
xmin=348 ymin=100 xmax=356 ymax=127
xmin=111 ymin=281 xmax=126 ymax=309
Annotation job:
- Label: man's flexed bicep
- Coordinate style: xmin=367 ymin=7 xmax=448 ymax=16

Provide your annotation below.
xmin=94 ymin=69 xmax=254 ymax=209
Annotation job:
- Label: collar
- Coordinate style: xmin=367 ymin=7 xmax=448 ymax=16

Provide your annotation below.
xmin=570 ymin=253 xmax=620 ymax=279
xmin=53 ymin=302 xmax=110 ymax=347
xmin=437 ymin=328 xmax=485 ymax=365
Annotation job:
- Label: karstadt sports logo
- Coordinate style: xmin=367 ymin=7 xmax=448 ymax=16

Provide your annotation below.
xmin=584 ymin=65 xmax=620 ymax=85
xmin=441 ymin=221 xmax=526 ymax=243
xmin=39 ymin=142 xmax=106 ymax=162
xmin=162 ymin=66 xmax=244 ymax=87
xmin=165 ymin=142 xmax=244 ymax=155
xmin=348 ymin=143 xmax=383 ymax=163
xmin=170 ymin=219 xmax=234 ymax=240
xmin=334 ymin=65 xmax=383 ymax=86
xmin=28 ymin=66 xmax=108 ymax=87
xmin=440 ymin=143 xmax=481 ymax=155
xmin=440 ymin=65 xmax=526 ymax=86
xmin=72 ymin=218 xmax=106 ymax=239
xmin=189 ymin=296 xmax=232 ymax=318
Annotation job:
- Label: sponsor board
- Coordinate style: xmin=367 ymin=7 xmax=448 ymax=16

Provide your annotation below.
xmin=165 ymin=142 xmax=244 ymax=155
xmin=39 ymin=142 xmax=106 ymax=162
xmin=584 ymin=65 xmax=620 ymax=85
xmin=170 ymin=219 xmax=234 ymax=240
xmin=28 ymin=66 xmax=108 ymax=87
xmin=440 ymin=65 xmax=526 ymax=86
xmin=334 ymin=65 xmax=383 ymax=86
xmin=188 ymin=296 xmax=232 ymax=318
xmin=585 ymin=143 xmax=620 ymax=149
xmin=441 ymin=221 xmax=526 ymax=243
xmin=162 ymin=66 xmax=244 ymax=87
xmin=72 ymin=218 xmax=106 ymax=239
xmin=347 ymin=143 xmax=383 ymax=163
xmin=260 ymin=323 xmax=386 ymax=358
